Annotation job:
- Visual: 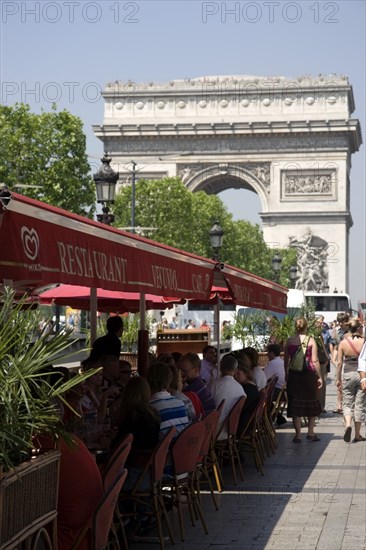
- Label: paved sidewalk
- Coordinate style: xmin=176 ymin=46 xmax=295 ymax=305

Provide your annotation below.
xmin=132 ymin=366 xmax=366 ymax=550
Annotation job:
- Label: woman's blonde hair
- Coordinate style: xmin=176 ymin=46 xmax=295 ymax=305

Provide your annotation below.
xmin=295 ymin=317 xmax=308 ymax=333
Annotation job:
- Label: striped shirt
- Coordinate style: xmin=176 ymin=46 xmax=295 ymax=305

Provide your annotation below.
xmin=150 ymin=391 xmax=190 ymax=438
xmin=185 ymin=376 xmax=216 ymax=416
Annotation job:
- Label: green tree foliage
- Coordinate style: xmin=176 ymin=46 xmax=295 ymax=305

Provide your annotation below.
xmin=0 ymin=103 xmax=95 ymax=216
xmin=114 ymin=176 xmax=295 ymax=282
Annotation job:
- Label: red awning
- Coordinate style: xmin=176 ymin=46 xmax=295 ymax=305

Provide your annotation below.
xmin=0 ymin=193 xmax=288 ymax=313
xmin=0 ymin=192 xmax=215 ymax=301
xmin=38 ymin=284 xmax=183 ymax=313
xmin=220 ymin=265 xmax=288 ymax=313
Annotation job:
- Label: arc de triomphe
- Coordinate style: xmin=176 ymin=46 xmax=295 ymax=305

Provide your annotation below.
xmin=93 ymin=75 xmax=362 ymax=293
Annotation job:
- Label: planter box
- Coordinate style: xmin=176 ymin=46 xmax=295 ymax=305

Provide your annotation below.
xmin=0 ymin=450 xmax=60 ymax=550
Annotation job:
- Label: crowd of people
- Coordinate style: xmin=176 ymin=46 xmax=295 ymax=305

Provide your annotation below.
xmin=42 ymin=310 xmax=366 ymax=548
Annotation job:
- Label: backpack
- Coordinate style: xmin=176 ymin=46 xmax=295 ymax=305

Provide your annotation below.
xmin=289 ymin=337 xmax=309 ymax=373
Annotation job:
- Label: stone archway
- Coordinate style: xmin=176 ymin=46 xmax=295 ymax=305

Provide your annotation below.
xmin=94 ymin=74 xmax=362 ymax=292
xmin=180 ymin=162 xmax=270 ymax=213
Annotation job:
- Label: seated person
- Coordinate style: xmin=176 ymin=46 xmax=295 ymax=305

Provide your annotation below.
xmin=80 ymin=358 xmax=107 ymax=422
xmin=98 ymin=354 xmax=122 ymax=427
xmin=147 ymin=361 xmax=190 ymax=438
xmin=179 ymin=353 xmax=216 ymax=415
xmin=234 ymin=362 xmax=260 ymax=436
xmin=211 ymin=354 xmax=246 ymax=440
xmin=238 ymin=347 xmax=267 ymax=391
xmin=264 ymin=343 xmax=287 ymax=425
xmin=166 ymin=363 xmax=197 ymax=422
xmin=111 ymin=376 xmax=160 ymax=490
xmin=200 ymin=345 xmax=218 ymax=387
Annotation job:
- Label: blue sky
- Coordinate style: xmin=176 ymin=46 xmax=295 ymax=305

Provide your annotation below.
xmin=1 ymin=0 xmax=365 ymax=305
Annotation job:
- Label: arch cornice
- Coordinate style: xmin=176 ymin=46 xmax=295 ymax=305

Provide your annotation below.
xmin=181 ymin=163 xmax=270 ymax=212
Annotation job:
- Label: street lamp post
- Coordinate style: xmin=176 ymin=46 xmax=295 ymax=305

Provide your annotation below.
xmin=92 ymin=153 xmax=119 ymax=345
xmin=209 ymin=220 xmax=224 ymax=360
xmin=209 ymin=220 xmax=224 ymax=262
xmin=93 ymin=152 xmax=119 ymax=226
xmin=130 ymin=161 xmax=137 ymax=233
xmin=289 ymin=265 xmax=298 ymax=289
xmin=272 ymin=253 xmax=282 ymax=283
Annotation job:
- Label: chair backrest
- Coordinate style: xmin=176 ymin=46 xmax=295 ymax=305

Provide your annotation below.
xmin=92 ymin=468 xmax=128 ymax=550
xmin=216 ymin=399 xmax=225 ymax=417
xmin=152 ymin=427 xmax=176 ymax=483
xmin=102 ymin=434 xmax=133 ymax=490
xmin=170 ymin=422 xmax=206 ymax=476
xmin=199 ymin=410 xmax=220 ymax=458
xmin=264 ymin=375 xmax=278 ymax=412
xmin=238 ymin=391 xmax=266 ymax=439
xmin=255 ymin=389 xmax=268 ymax=422
xmin=214 ymin=399 xmax=226 ymax=437
xmin=227 ymin=396 xmax=246 ymax=436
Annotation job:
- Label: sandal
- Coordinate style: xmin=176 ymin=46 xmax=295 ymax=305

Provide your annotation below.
xmin=343 ymin=426 xmax=352 ymax=443
xmin=353 ymin=435 xmax=366 ymax=442
xmin=292 ymin=437 xmax=301 ymax=443
xmin=306 ymin=435 xmax=320 ymax=442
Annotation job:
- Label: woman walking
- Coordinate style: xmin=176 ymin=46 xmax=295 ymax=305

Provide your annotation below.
xmin=284 ymin=318 xmax=323 ymax=443
xmin=336 ymin=318 xmax=366 ymax=442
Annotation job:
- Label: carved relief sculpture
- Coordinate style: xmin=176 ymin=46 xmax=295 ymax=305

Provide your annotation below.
xmin=282 ymin=170 xmax=335 ymax=198
xmin=288 ymin=228 xmax=329 ymax=291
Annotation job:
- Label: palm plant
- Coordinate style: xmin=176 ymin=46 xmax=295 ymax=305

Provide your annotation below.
xmin=227 ymin=309 xmax=270 ymax=350
xmin=0 ymin=288 xmax=96 ymax=472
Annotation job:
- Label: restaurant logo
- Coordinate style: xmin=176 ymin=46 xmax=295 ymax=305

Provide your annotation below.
xmin=21 ymin=226 xmax=40 ymax=261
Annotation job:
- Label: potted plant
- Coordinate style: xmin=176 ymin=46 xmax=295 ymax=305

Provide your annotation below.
xmin=0 ymin=287 xmax=95 ymax=549
xmin=227 ymin=309 xmax=271 ymax=350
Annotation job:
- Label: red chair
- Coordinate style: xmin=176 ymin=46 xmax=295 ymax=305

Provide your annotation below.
xmin=195 ymin=410 xmax=220 ymax=511
xmin=215 ymin=396 xmax=246 ymax=486
xmin=163 ymin=422 xmax=207 ymax=542
xmin=119 ymin=427 xmax=176 ymax=550
xmin=101 ymin=434 xmax=133 ymax=549
xmin=102 ymin=433 xmax=133 ymax=490
xmin=72 ymin=468 xmax=128 ymax=550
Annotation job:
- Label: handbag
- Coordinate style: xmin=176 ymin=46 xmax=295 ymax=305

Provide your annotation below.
xmin=357 ymin=341 xmax=366 ymax=372
xmin=289 ymin=337 xmax=310 ymax=373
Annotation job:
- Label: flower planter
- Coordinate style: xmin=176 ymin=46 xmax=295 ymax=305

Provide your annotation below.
xmin=0 ymin=450 xmax=60 ymax=550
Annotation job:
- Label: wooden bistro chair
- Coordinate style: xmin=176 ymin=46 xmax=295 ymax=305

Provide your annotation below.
xmin=163 ymin=422 xmax=207 ymax=542
xmin=118 ymin=427 xmax=176 ymax=550
xmin=215 ymin=396 xmax=246 ymax=486
xmin=72 ymin=468 xmax=128 ymax=550
xmin=195 ymin=409 xmax=220 ymax=511
xmin=102 ymin=434 xmax=133 ymax=489
xmin=271 ymin=383 xmax=288 ymax=424
xmin=262 ymin=376 xmax=279 ymax=456
xmin=207 ymin=399 xmax=226 ymax=493
xmin=101 ymin=434 xmax=133 ymax=549
xmin=237 ymin=390 xmax=267 ymax=476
